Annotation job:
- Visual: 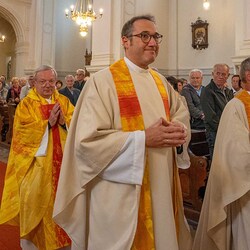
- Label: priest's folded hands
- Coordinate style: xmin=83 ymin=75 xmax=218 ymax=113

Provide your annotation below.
xmin=145 ymin=117 xmax=187 ymax=148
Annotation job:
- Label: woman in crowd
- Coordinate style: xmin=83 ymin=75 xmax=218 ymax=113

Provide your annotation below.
xmin=6 ymin=77 xmax=21 ymax=105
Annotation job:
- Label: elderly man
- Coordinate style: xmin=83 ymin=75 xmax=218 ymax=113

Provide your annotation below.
xmin=0 ymin=65 xmax=74 ymax=250
xmin=73 ymin=68 xmax=86 ymax=91
xmin=181 ymin=69 xmax=205 ymax=130
xmin=59 ymin=74 xmax=80 ymax=106
xmin=193 ymin=57 xmax=250 ymax=250
xmin=53 ymin=15 xmax=192 ymax=250
xmin=20 ymin=75 xmax=36 ymax=100
xmin=200 ymin=64 xmax=233 ymax=158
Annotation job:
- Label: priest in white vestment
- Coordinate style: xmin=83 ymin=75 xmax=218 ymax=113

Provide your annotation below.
xmin=53 ymin=14 xmax=192 ymax=250
xmin=192 ymin=57 xmax=250 ymax=250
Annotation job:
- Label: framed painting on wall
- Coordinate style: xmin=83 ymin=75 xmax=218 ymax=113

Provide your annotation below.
xmin=191 ymin=17 xmax=209 ymax=50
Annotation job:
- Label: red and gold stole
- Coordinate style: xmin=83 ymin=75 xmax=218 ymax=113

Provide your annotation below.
xmin=110 ymin=59 xmax=171 ymax=249
xmin=236 ymin=90 xmax=250 ymax=128
xmin=40 ymin=103 xmax=71 ymax=246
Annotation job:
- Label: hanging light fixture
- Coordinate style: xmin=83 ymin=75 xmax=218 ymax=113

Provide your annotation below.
xmin=65 ymin=0 xmax=103 ymax=37
xmin=0 ymin=35 xmax=5 ymax=43
xmin=203 ymin=0 xmax=210 ymax=10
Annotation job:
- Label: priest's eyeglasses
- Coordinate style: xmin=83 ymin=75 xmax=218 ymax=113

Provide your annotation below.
xmin=128 ymin=32 xmax=163 ymax=44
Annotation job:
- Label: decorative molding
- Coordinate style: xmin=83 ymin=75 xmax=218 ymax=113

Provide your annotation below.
xmin=232 ymin=55 xmax=249 ymax=67
xmin=232 ymin=39 xmax=250 ymax=70
xmin=124 ymin=0 xmax=136 ymax=16
xmin=86 ymin=65 xmax=108 ymax=74
xmin=91 ymin=53 xmax=115 ymax=66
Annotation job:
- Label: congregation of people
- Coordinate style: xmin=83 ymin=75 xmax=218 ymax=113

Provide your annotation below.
xmin=0 ymin=68 xmax=87 ymax=142
xmin=0 ymin=14 xmax=249 ymax=250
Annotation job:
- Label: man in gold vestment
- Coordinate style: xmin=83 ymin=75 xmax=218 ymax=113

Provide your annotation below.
xmin=0 ymin=65 xmax=74 ymax=250
xmin=54 ymin=15 xmax=192 ymax=250
xmin=193 ymin=57 xmax=250 ymax=250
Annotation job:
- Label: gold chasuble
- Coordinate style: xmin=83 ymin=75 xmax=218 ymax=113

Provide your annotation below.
xmin=110 ymin=59 xmax=178 ymax=250
xmin=0 ymin=88 xmax=73 ymax=250
xmin=236 ymin=90 xmax=250 ymax=128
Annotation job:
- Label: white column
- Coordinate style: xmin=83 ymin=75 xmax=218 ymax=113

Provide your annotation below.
xmin=88 ymin=0 xmax=124 ymax=73
xmin=41 ymin=0 xmax=55 ymax=66
xmin=90 ymin=0 xmax=114 ymax=72
xmin=15 ymin=42 xmax=29 ymax=76
xmin=246 ymin=0 xmax=250 ymax=40
xmin=24 ymin=0 xmax=55 ymax=74
xmin=232 ymin=0 xmax=250 ymax=70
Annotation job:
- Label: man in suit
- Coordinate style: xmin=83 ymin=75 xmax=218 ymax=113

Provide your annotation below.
xmin=73 ymin=69 xmax=86 ymax=92
xmin=181 ymin=69 xmax=205 ymax=130
xmin=20 ymin=75 xmax=36 ymax=100
xmin=193 ymin=56 xmax=250 ymax=250
xmin=200 ymin=63 xmax=234 ymax=158
xmin=59 ymin=74 xmax=80 ymax=106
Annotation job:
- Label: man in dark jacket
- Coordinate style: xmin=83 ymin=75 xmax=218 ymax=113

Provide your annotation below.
xmin=201 ymin=63 xmax=234 ymax=158
xmin=59 ymin=74 xmax=80 ymax=106
xmin=181 ymin=69 xmax=205 ymax=130
xmin=73 ymin=68 xmax=86 ymax=92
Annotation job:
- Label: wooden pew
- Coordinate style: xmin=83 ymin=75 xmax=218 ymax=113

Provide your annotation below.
xmin=6 ymin=103 xmax=16 ymax=144
xmin=189 ymin=129 xmax=210 ymax=159
xmin=0 ymin=103 xmax=9 ymax=142
xmin=179 ymin=129 xmax=209 ymax=225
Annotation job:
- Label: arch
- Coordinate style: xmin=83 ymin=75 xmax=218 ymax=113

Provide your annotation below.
xmin=0 ymin=3 xmax=26 ymax=43
xmin=0 ymin=2 xmax=30 ymax=76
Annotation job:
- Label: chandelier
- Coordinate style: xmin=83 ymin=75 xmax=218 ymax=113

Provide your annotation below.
xmin=0 ymin=35 xmax=5 ymax=43
xmin=65 ymin=0 xmax=103 ymax=37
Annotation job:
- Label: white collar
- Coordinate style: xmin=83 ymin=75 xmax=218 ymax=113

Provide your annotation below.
xmin=124 ymin=57 xmax=150 ymax=74
xmin=45 ymin=97 xmax=52 ymax=104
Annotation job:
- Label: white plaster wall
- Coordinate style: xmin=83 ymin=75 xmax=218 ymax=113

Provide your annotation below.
xmin=90 ymin=0 xmax=237 ymax=85
xmin=177 ymin=0 xmax=235 ymax=84
xmin=0 ymin=0 xmax=248 ymax=83
xmin=134 ymin=0 xmax=169 ymax=71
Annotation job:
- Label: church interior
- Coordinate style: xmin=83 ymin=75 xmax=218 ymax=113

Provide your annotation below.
xmin=0 ymin=0 xmax=250 ymax=249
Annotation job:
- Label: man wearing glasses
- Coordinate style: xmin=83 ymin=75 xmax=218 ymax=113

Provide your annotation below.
xmin=0 ymin=65 xmax=74 ymax=250
xmin=73 ymin=68 xmax=86 ymax=92
xmin=200 ymin=64 xmax=234 ymax=159
xmin=54 ymin=15 xmax=192 ymax=250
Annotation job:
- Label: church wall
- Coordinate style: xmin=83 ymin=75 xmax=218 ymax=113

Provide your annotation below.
xmin=87 ymin=0 xmax=238 ymax=85
xmin=133 ymin=0 xmax=169 ymax=73
xmin=0 ymin=0 xmax=248 ymax=85
xmin=176 ymin=0 xmax=235 ymax=84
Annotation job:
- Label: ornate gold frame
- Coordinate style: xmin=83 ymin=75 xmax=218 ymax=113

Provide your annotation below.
xmin=191 ymin=18 xmax=209 ymax=50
